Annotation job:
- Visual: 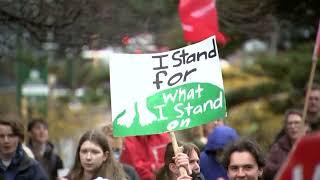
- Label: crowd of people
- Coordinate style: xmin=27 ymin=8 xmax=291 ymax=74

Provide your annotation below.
xmin=0 ymin=84 xmax=319 ymax=180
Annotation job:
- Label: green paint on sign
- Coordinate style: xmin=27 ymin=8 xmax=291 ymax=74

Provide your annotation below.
xmin=113 ymin=82 xmax=226 ymax=136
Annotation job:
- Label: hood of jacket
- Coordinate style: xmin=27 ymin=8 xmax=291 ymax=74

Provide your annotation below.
xmin=204 ymin=125 xmax=239 ymax=152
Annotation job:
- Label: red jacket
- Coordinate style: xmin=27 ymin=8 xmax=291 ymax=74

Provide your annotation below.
xmin=120 ymin=133 xmax=171 ymax=180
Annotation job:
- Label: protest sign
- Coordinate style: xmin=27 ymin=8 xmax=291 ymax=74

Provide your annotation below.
xmin=276 ymin=132 xmax=320 ymax=180
xmin=109 ymin=36 xmax=226 ymax=136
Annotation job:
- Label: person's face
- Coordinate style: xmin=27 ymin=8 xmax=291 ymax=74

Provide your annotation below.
xmin=227 ymin=151 xmax=263 ymax=180
xmin=105 ymin=131 xmax=122 ymax=150
xmin=0 ymin=124 xmax=19 ymax=159
xmin=191 ymin=127 xmax=202 ymax=137
xmin=29 ymin=123 xmax=49 ymax=144
xmin=308 ymin=89 xmax=320 ymax=114
xmin=189 ymin=149 xmax=200 ymax=174
xmin=286 ymin=113 xmax=305 ymax=141
xmin=105 ymin=131 xmax=122 ymax=160
xmin=170 ymin=149 xmax=200 ymax=178
xmin=204 ymin=119 xmax=224 ymax=136
xmin=79 ymin=140 xmax=108 ymax=173
xmin=214 ymin=119 xmax=224 ymax=127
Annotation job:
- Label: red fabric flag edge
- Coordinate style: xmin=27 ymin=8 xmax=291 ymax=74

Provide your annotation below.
xmin=178 ymin=0 xmax=228 ymax=45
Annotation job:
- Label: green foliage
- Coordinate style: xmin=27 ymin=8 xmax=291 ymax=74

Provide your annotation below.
xmin=227 ymin=80 xmax=286 ymax=107
xmin=254 ymin=42 xmax=319 ymax=89
xmin=48 ymin=101 xmax=107 ymax=141
xmin=157 ymin=16 xmax=186 ymax=49
xmin=0 ymin=91 xmax=18 ymax=114
xmin=79 ymin=63 xmax=109 ymax=88
xmin=16 ymin=49 xmax=47 ymax=68
xmin=219 ymin=37 xmax=247 ymax=58
xmin=80 ymin=88 xmax=109 ymax=104
xmin=223 ymin=41 xmax=319 ymax=151
xmin=128 ymin=0 xmax=177 ymax=16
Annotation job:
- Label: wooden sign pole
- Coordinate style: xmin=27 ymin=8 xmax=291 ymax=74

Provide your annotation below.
xmin=302 ymin=58 xmax=318 ymax=123
xmin=169 ymin=131 xmax=188 ymax=176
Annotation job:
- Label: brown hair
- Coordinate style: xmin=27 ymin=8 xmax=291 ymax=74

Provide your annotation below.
xmin=222 ymin=139 xmax=265 ymax=170
xmin=100 ymin=124 xmax=123 ymax=150
xmin=101 ymin=124 xmax=113 ymax=135
xmin=27 ymin=118 xmax=48 ymax=132
xmin=304 ymin=83 xmax=320 ymax=94
xmin=156 ymin=142 xmax=200 ymax=180
xmin=0 ymin=113 xmax=24 ymax=142
xmin=283 ymin=108 xmax=303 ymax=125
xmin=67 ymin=129 xmax=126 ymax=180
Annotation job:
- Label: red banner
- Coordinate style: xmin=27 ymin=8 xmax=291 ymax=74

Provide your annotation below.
xmin=276 ymin=132 xmax=320 ymax=180
xmin=178 ymin=0 xmax=228 ymax=44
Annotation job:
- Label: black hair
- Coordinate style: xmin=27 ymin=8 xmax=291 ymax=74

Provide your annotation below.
xmin=27 ymin=118 xmax=48 ymax=132
xmin=222 ymin=139 xmax=265 ymax=170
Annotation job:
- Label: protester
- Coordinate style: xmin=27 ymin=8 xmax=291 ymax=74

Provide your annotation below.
xmin=27 ymin=118 xmax=64 ymax=180
xmin=62 ymin=129 xmax=126 ymax=180
xmin=273 ymin=84 xmax=320 ymax=139
xmin=120 ymin=133 xmax=171 ymax=180
xmin=176 ymin=127 xmax=206 ymax=152
xmin=200 ymin=125 xmax=239 ymax=180
xmin=189 ymin=126 xmax=206 ymax=151
xmin=305 ymin=83 xmax=320 ymax=131
xmin=101 ymin=124 xmax=140 ymax=180
xmin=222 ymin=139 xmax=265 ymax=180
xmin=264 ymin=109 xmax=306 ymax=179
xmin=156 ymin=142 xmax=204 ymax=180
xmin=101 ymin=124 xmax=123 ymax=161
xmin=0 ymin=113 xmax=48 ymax=180
xmin=203 ymin=118 xmax=225 ymax=138
xmin=178 ymin=119 xmax=225 ymax=152
xmin=274 ymin=131 xmax=320 ymax=180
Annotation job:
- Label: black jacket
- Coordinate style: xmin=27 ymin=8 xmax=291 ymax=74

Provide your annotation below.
xmin=28 ymin=142 xmax=64 ymax=180
xmin=0 ymin=144 xmax=48 ymax=180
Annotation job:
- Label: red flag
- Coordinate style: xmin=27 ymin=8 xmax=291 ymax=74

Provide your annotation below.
xmin=178 ymin=0 xmax=228 ymax=44
xmin=276 ymin=132 xmax=320 ymax=180
xmin=312 ymin=20 xmax=320 ymax=61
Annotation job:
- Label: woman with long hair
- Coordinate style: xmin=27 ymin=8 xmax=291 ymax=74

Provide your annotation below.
xmin=62 ymin=129 xmax=126 ymax=180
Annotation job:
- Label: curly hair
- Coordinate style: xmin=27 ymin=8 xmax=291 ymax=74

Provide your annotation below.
xmin=222 ymin=139 xmax=265 ymax=170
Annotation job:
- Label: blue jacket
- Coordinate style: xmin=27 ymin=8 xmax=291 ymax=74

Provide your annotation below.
xmin=0 ymin=144 xmax=48 ymax=180
xmin=200 ymin=125 xmax=239 ymax=180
